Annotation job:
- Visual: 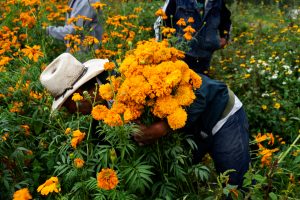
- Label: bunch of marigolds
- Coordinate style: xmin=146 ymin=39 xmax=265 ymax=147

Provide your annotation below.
xmin=92 ymin=39 xmax=202 ymax=130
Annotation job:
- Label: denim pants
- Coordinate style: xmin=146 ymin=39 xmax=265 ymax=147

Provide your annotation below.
xmin=192 ymin=107 xmax=250 ymax=188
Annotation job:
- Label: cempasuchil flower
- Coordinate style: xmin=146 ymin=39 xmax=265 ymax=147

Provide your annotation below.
xmin=96 ymin=39 xmax=201 ymax=129
xmin=37 ymin=177 xmax=61 ymax=196
xmin=97 ymin=168 xmax=119 ymax=190
xmin=13 ymin=188 xmax=32 ymax=200
xmin=71 ymin=130 xmax=85 ymax=149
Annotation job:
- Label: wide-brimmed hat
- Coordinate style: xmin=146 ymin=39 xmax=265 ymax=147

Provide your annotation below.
xmin=40 ymin=53 xmax=108 ymax=111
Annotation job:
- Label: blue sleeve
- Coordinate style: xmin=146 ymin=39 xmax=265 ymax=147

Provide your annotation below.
xmin=46 ymin=0 xmax=100 ymax=41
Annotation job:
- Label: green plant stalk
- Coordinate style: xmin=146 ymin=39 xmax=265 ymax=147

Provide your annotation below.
xmin=278 ymin=133 xmax=300 ymax=164
xmin=87 ymin=84 xmax=99 ymax=160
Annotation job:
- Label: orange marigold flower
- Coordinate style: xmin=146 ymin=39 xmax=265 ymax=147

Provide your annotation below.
xmin=103 ymin=110 xmax=123 ymax=127
xmin=259 ymin=147 xmax=279 ymax=167
xmin=187 ymin=17 xmax=194 ymax=23
xmin=37 ymin=177 xmax=61 ymax=196
xmin=174 ymin=84 xmax=196 ymax=106
xmin=21 ymin=125 xmax=30 ymax=136
xmin=99 ymin=83 xmax=114 ymax=100
xmin=255 ymin=133 xmax=268 ymax=143
xmin=183 ymin=25 xmax=196 ymax=33
xmin=72 ymin=93 xmax=83 ymax=102
xmin=153 ymin=96 xmax=180 ymax=118
xmin=183 ymin=32 xmax=193 ymax=40
xmin=155 ymin=8 xmax=165 ymax=17
xmin=13 ymin=188 xmax=32 ymax=200
xmin=71 ymin=130 xmax=85 ymax=149
xmin=176 ymin=18 xmax=186 ymax=26
xmin=74 ymin=158 xmax=85 ymax=168
xmin=189 ymin=69 xmax=202 ymax=88
xmin=167 ymin=107 xmax=187 ymax=130
xmin=97 ymin=168 xmax=119 ymax=190
xmin=104 ymin=62 xmax=115 ymax=71
xmin=92 ymin=105 xmax=109 ymax=120
xmin=21 ymin=45 xmax=44 ymax=62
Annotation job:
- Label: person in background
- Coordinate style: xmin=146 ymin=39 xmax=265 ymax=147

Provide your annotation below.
xmin=134 ymin=74 xmax=250 ymax=188
xmin=46 ymin=0 xmax=103 ymax=52
xmin=154 ymin=0 xmax=232 ymax=74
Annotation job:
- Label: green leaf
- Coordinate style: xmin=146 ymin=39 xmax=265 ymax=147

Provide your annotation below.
xmin=269 ymin=192 xmax=278 ymax=200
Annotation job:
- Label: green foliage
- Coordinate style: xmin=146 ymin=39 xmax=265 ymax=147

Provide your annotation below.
xmin=0 ymin=0 xmax=300 ymax=199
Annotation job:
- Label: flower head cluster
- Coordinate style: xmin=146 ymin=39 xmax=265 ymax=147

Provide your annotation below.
xmin=92 ymin=39 xmax=202 ymax=130
xmin=74 ymin=158 xmax=85 ymax=168
xmin=97 ymin=168 xmax=119 ymax=190
xmin=37 ymin=177 xmax=61 ymax=196
xmin=13 ymin=188 xmax=32 ymax=200
xmin=71 ymin=129 xmax=85 ymax=149
xmin=255 ymin=132 xmax=282 ymax=167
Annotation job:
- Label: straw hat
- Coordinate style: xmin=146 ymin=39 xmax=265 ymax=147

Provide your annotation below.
xmin=40 ymin=53 xmax=108 ymax=111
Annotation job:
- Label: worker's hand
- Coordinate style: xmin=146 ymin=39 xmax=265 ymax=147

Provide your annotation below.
xmin=133 ymin=120 xmax=171 ymax=146
xmin=220 ymin=37 xmax=228 ymax=48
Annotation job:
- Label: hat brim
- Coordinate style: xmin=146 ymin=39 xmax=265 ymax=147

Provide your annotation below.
xmin=51 ymin=58 xmax=108 ymax=111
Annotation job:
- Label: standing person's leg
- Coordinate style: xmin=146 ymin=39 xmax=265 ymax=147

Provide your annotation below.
xmin=211 ymin=107 xmax=250 ymax=188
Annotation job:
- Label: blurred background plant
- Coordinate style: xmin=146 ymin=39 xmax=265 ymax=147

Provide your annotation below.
xmin=0 ymin=0 xmax=299 ymax=199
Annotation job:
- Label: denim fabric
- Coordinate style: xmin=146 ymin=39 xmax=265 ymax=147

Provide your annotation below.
xmin=192 ymin=107 xmax=250 ymax=188
xmin=175 ymin=0 xmax=222 ymax=59
xmin=183 ymin=54 xmax=211 ymax=74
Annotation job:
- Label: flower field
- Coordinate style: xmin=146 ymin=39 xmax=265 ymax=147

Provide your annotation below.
xmin=0 ymin=0 xmax=299 ymax=199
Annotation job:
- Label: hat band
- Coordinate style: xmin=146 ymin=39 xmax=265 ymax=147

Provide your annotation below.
xmin=55 ymin=67 xmax=88 ymax=100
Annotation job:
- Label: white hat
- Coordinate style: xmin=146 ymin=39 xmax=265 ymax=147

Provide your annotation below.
xmin=40 ymin=53 xmax=108 ymax=111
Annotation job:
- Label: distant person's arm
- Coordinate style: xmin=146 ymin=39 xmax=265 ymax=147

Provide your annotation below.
xmin=218 ymin=0 xmax=231 ymax=47
xmin=46 ymin=0 xmax=99 ymax=41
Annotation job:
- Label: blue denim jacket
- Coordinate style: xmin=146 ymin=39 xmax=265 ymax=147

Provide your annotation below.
xmin=154 ymin=0 xmax=231 ymax=61
xmin=185 ymin=74 xmax=229 ymax=135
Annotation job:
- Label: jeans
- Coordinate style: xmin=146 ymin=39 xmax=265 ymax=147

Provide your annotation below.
xmin=192 ymin=107 xmax=250 ymax=188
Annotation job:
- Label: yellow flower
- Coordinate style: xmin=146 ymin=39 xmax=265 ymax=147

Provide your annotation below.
xmin=240 ymin=63 xmax=246 ymax=68
xmin=261 ymin=105 xmax=267 ymax=110
xmin=274 ymin=102 xmax=281 ymax=109
xmin=37 ymin=177 xmax=61 ymax=196
xmin=97 ymin=168 xmax=119 ymax=190
xmin=72 ymin=93 xmax=83 ymax=102
xmin=167 ymin=107 xmax=187 ymax=130
xmin=91 ymin=2 xmax=107 ymax=10
xmin=244 ymin=74 xmax=251 ymax=78
xmin=71 ymin=130 xmax=85 ymax=149
xmin=74 ymin=158 xmax=85 ymax=168
xmin=99 ymin=83 xmax=114 ymax=100
xmin=65 ymin=128 xmax=71 ymax=135
xmin=13 ymin=188 xmax=32 ymax=200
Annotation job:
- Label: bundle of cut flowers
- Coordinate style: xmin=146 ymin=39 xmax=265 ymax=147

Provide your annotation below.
xmin=92 ymin=39 xmax=202 ymax=130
